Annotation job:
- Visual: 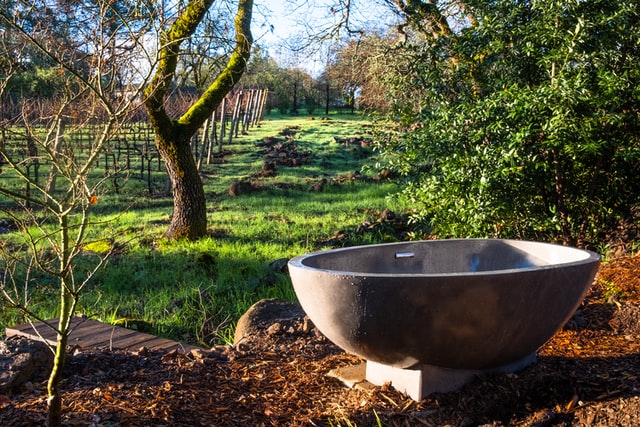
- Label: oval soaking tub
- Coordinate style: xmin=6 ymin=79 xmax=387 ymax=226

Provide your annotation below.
xmin=288 ymin=239 xmax=600 ymax=399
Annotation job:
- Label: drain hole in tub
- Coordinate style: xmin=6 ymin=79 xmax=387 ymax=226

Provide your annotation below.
xmin=395 ymin=251 xmax=415 ymax=259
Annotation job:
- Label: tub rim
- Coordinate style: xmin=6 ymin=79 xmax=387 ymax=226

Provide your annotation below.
xmin=288 ymin=238 xmax=601 ymax=278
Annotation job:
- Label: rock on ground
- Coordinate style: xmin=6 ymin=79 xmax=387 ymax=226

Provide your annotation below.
xmin=233 ymin=298 xmax=314 ymax=348
xmin=0 ymin=336 xmax=53 ymax=394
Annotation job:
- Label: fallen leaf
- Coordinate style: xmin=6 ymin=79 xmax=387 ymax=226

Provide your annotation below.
xmin=565 ymin=394 xmax=579 ymax=411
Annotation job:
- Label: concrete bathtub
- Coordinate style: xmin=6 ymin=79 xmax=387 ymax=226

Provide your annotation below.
xmin=288 ymin=239 xmax=600 ymax=399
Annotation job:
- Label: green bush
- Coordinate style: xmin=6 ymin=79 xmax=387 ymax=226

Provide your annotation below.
xmin=379 ymin=0 xmax=640 ymax=247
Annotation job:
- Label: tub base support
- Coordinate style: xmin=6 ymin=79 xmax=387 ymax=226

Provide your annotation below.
xmin=365 ymin=353 xmax=537 ymax=401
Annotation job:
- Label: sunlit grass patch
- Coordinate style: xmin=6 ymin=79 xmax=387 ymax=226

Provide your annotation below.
xmin=1 ymin=113 xmax=406 ymax=345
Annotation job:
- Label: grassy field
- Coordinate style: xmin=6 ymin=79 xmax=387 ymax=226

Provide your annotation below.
xmin=0 ymin=112 xmax=409 ymax=346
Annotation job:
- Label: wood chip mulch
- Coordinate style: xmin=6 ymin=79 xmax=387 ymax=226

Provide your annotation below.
xmin=1 ymin=253 xmax=639 ymax=426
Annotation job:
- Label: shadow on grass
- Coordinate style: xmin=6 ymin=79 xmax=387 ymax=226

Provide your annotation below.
xmin=83 ymin=238 xmax=295 ymax=346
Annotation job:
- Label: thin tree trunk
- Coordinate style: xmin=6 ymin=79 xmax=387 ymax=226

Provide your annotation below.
xmin=47 ymin=218 xmax=76 ymax=427
xmin=292 ymin=82 xmax=298 ymax=115
xmin=551 ymin=147 xmax=572 ymax=245
xmin=46 ymin=323 xmax=69 ymax=427
xmin=577 ymin=154 xmax=603 ymax=246
xmin=0 ymin=127 xmax=5 ymax=172
xmin=325 ymin=82 xmax=330 ymax=115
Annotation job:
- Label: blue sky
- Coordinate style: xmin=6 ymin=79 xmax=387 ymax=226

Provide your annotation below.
xmin=251 ymin=1 xmax=395 ymax=74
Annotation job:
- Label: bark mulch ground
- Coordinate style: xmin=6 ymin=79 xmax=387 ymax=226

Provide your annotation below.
xmin=1 ymin=253 xmax=639 ymax=426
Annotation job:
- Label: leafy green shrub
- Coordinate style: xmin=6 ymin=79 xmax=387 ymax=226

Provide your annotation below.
xmin=378 ymin=0 xmax=640 ymax=247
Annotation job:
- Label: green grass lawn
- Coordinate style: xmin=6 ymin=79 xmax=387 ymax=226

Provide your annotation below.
xmin=0 ymin=112 xmax=409 ymax=346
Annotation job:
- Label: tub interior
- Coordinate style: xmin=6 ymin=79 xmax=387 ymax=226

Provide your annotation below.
xmin=300 ymin=239 xmax=591 ymax=275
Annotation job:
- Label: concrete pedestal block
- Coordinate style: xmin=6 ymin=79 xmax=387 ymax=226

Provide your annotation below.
xmin=366 ymin=361 xmax=474 ymax=400
xmin=366 ymin=352 xmax=536 ymax=401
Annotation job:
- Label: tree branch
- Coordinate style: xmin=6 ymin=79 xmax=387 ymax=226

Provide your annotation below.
xmin=178 ymin=0 xmax=254 ymax=135
xmin=143 ymin=0 xmax=216 ymax=133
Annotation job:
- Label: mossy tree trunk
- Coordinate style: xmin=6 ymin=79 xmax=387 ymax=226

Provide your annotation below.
xmin=155 ymin=129 xmax=207 ymax=239
xmin=144 ymin=0 xmax=253 ymax=240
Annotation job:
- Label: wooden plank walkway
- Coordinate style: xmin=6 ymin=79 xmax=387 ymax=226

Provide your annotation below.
xmin=6 ymin=317 xmax=202 ymax=354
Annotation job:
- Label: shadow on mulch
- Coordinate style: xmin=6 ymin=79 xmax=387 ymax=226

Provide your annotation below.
xmin=336 ymin=353 xmax=640 ymax=426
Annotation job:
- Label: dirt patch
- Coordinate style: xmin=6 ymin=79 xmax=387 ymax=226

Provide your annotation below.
xmin=278 ymin=126 xmax=300 ymax=137
xmin=1 ymin=254 xmax=639 ymax=426
xmin=319 ymin=209 xmax=430 ymax=246
xmin=257 ymin=137 xmax=311 ymax=168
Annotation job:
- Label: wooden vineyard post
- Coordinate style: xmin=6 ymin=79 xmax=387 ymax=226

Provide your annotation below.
xmin=154 ymin=126 xmax=163 ymax=172
xmin=252 ymin=89 xmax=264 ymax=126
xmin=250 ymin=90 xmax=258 ymax=128
xmin=146 ymin=150 xmax=153 ymax=195
xmin=241 ymin=89 xmax=254 ymax=134
xmin=197 ymin=118 xmax=210 ymax=172
xmin=207 ymin=110 xmax=217 ymax=163
xmin=124 ymin=126 xmax=132 ymax=170
xmin=258 ymin=89 xmax=268 ymax=123
xmin=24 ymin=132 xmax=38 ymax=203
xmin=139 ymin=140 xmax=145 ymax=180
xmin=252 ymin=89 xmax=261 ymax=126
xmin=218 ymin=97 xmax=226 ymax=153
xmin=45 ymin=117 xmax=65 ymax=194
xmin=230 ymin=91 xmax=243 ymax=142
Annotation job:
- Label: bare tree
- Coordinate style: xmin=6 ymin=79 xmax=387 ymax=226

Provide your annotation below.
xmin=0 ymin=3 xmax=152 ymax=424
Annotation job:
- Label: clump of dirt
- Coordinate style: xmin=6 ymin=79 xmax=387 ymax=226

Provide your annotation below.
xmin=278 ymin=126 xmax=300 ymax=137
xmin=228 ymin=179 xmax=258 ymax=196
xmin=256 ymin=137 xmax=311 ymax=169
xmin=333 ymin=170 xmax=368 ymax=183
xmin=331 ymin=135 xmax=373 ymax=147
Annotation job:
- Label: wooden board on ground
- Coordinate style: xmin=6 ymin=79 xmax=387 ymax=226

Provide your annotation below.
xmin=5 ymin=317 xmax=201 ymax=354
